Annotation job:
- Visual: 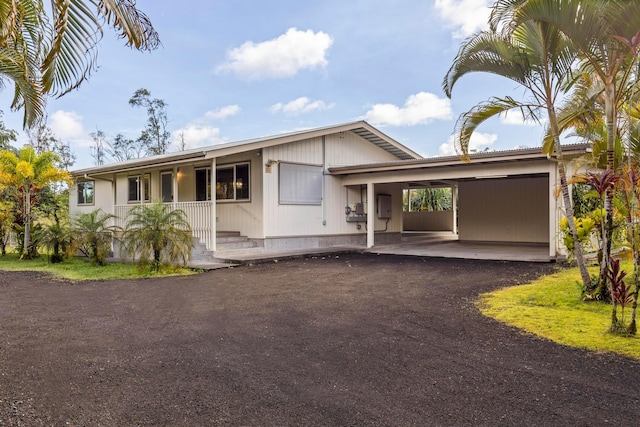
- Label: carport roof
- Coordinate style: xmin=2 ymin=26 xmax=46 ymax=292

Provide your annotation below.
xmin=328 ymin=143 xmax=591 ymax=175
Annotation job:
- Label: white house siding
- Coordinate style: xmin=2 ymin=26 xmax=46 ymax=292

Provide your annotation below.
xmin=261 ymin=132 xmax=403 ymax=241
xmin=458 ymin=176 xmax=549 ymax=243
xmin=325 ymin=131 xmax=401 ymax=167
xmin=70 ymin=179 xmax=113 ymax=215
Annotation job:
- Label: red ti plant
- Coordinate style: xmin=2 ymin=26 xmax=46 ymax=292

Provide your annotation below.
xmin=583 ymin=170 xmax=620 ymax=301
xmin=605 ymin=258 xmax=633 ymax=334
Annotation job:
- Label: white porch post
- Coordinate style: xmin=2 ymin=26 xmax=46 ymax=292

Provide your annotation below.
xmin=452 ymin=185 xmax=458 ymax=234
xmin=367 ymin=182 xmax=375 ymax=248
xmin=173 ymin=166 xmax=179 ymax=204
xmin=211 ymin=158 xmax=217 ymax=252
xmin=549 ymin=165 xmax=557 ymax=258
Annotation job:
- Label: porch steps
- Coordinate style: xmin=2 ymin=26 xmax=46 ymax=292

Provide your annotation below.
xmin=189 ymin=232 xmax=263 ymax=268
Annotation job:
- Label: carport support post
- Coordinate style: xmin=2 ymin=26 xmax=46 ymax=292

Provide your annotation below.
xmin=367 ymin=182 xmax=375 ymax=248
xmin=452 ymin=185 xmax=458 ymax=234
xmin=211 ymin=158 xmax=217 ymax=252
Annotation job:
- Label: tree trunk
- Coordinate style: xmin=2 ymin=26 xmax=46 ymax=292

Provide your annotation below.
xmin=558 ymin=162 xmax=592 ymax=287
xmin=21 ymin=189 xmax=32 ymax=260
xmin=599 ymin=83 xmax=618 ymax=302
xmin=547 ymin=105 xmax=591 ymax=287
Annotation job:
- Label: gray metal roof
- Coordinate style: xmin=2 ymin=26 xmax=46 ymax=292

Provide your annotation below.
xmin=72 ymin=120 xmax=419 ymax=176
xmin=328 ymin=143 xmax=591 ymax=174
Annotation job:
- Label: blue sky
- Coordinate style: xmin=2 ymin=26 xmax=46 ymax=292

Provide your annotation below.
xmin=3 ymin=0 xmax=549 ymax=168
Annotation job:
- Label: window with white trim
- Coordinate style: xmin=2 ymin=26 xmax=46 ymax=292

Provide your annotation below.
xmin=128 ymin=174 xmax=150 ymax=202
xmin=77 ymin=181 xmax=94 ymax=205
xmin=217 ymin=163 xmax=250 ymax=201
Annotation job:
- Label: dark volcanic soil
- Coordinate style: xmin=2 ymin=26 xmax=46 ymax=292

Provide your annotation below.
xmin=0 ymin=253 xmax=638 ymax=426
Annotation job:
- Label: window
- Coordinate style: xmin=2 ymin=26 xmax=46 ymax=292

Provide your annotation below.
xmin=196 ymin=163 xmax=250 ymax=202
xmin=217 ymin=163 xmax=250 ymax=201
xmin=279 ymin=162 xmax=323 ymax=205
xmin=77 ymin=181 xmax=94 ymax=205
xmin=128 ymin=174 xmax=150 ymax=202
xmin=161 ymin=172 xmax=173 ymax=202
xmin=195 ymin=168 xmax=211 ymax=201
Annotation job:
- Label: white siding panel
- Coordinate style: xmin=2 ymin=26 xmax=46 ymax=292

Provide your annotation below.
xmin=69 ymin=179 xmax=113 ymax=216
xmin=325 ymin=131 xmax=400 ymax=167
xmin=458 ymin=177 xmax=549 ymax=243
xmin=262 ymin=134 xmax=403 ymax=238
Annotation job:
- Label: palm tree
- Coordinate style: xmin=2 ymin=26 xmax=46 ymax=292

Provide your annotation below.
xmin=442 ymin=19 xmax=593 ymax=287
xmin=492 ymin=0 xmax=640 ymax=307
xmin=72 ymin=209 xmax=119 ymax=266
xmin=0 ymin=0 xmax=159 ymax=128
xmin=123 ymin=201 xmax=193 ymax=271
xmin=0 ymin=146 xmax=71 ymax=259
xmin=36 ymin=219 xmax=72 ymax=263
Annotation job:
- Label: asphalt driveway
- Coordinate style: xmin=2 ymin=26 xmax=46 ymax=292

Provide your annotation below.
xmin=1 ymin=254 xmax=638 ymax=426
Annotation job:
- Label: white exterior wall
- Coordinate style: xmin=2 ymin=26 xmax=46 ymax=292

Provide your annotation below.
xmin=403 ymin=211 xmax=454 ymax=231
xmin=262 ymin=132 xmax=402 ymax=238
xmin=69 ymin=179 xmax=114 ymax=216
xmin=458 ymin=176 xmax=549 ymax=243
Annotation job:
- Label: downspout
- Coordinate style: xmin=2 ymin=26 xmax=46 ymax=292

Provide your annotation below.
xmin=322 ymin=135 xmax=327 ymax=226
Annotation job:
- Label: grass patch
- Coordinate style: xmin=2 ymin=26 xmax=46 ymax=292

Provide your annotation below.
xmin=477 ymin=263 xmax=640 ymax=360
xmin=0 ymin=252 xmax=200 ymax=281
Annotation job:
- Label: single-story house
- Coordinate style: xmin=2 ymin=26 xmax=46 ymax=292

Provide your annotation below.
xmin=69 ymin=120 xmax=589 ymax=261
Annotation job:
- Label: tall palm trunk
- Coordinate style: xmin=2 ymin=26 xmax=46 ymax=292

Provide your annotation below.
xmin=21 ymin=188 xmax=32 ymax=260
xmin=547 ymin=101 xmax=592 ymax=287
xmin=598 ymin=83 xmax=618 ymax=302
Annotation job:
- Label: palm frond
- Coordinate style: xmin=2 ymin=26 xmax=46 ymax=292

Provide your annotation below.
xmin=454 ymin=96 xmax=539 ymax=160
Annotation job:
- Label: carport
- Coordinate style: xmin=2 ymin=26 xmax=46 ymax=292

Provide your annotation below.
xmin=329 ymin=144 xmax=589 ymax=261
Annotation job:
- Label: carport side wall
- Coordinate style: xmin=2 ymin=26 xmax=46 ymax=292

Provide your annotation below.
xmin=458 ymin=176 xmax=549 ymax=243
xmin=261 ymin=133 xmax=404 ymax=241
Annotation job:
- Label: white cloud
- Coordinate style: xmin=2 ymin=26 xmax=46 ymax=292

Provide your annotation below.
xmin=363 ymin=92 xmax=452 ymax=126
xmin=270 ymin=97 xmax=334 ymax=115
xmin=438 ymin=132 xmax=497 ymax=156
xmin=49 ymin=110 xmax=92 ymax=147
xmin=434 ymin=0 xmax=491 ymax=39
xmin=204 ymin=105 xmax=241 ymax=120
xmin=499 ymin=111 xmax=542 ymax=127
xmin=172 ymin=125 xmax=225 ymax=149
xmin=216 ymin=28 xmax=333 ymax=80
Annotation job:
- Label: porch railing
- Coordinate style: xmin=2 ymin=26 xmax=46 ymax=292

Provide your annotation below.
xmin=114 ymin=201 xmax=214 ymax=250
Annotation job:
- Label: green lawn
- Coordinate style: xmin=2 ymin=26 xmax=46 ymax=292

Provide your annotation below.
xmin=0 ymin=252 xmax=199 ymax=281
xmin=477 ymin=264 xmax=640 ymax=359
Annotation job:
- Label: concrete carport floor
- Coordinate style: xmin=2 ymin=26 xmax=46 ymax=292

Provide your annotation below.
xmin=366 ymin=232 xmax=552 ymax=263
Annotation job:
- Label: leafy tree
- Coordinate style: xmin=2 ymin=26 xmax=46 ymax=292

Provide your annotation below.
xmin=109 ymin=133 xmax=144 ymax=161
xmin=0 ymin=111 xmax=18 ymax=152
xmin=0 ymin=147 xmax=71 ymax=259
xmin=72 ymin=209 xmax=119 ymax=266
xmin=494 ymin=0 xmax=640 ymax=315
xmin=26 ymin=121 xmax=76 ymax=170
xmin=0 ymin=201 xmax=14 ymax=255
xmin=442 ymin=16 xmax=593 ymax=287
xmin=36 ymin=216 xmax=72 ymax=263
xmin=123 ymin=201 xmax=193 ymax=271
xmin=129 ymin=88 xmax=171 ymax=156
xmin=90 ymin=129 xmax=108 ymax=166
xmin=0 ymin=0 xmax=159 ymax=128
